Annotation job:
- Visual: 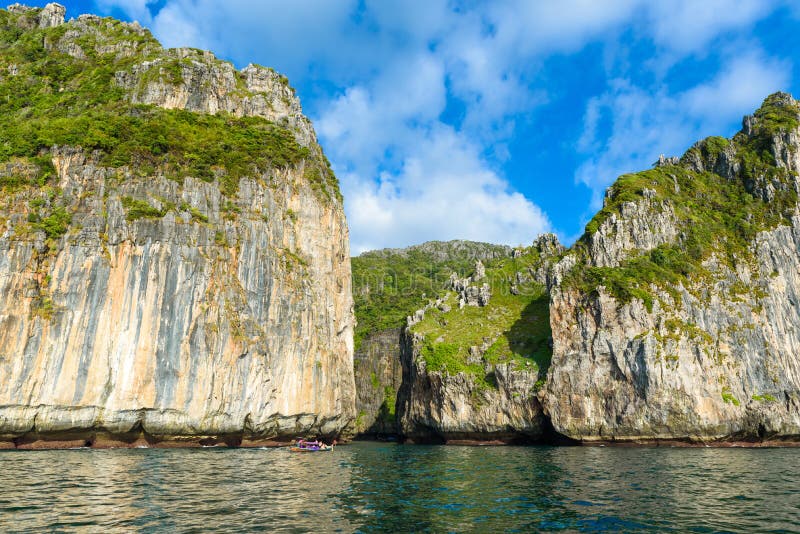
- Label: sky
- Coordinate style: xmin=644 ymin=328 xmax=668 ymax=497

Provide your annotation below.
xmin=22 ymin=0 xmax=800 ymax=253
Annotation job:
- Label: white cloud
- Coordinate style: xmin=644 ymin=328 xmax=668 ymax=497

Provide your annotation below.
xmin=342 ymin=126 xmax=551 ymax=254
xmin=645 ymin=0 xmax=777 ymax=54
xmin=575 ymin=51 xmax=790 ymax=209
xmin=317 ymin=53 xmax=446 ymax=172
xmin=576 ymin=82 xmax=679 ymax=208
xmin=150 ymin=2 xmax=207 ymax=49
xmin=93 ymin=0 xmax=795 ymax=250
xmin=683 ymin=53 xmax=791 ymax=128
xmin=487 ymin=0 xmax=643 ymax=55
xmin=316 ymin=53 xmax=551 ymax=252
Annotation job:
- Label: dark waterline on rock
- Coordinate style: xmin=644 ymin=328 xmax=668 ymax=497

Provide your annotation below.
xmin=0 ymin=443 xmax=798 ymax=532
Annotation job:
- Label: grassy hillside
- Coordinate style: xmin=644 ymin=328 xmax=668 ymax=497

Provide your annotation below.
xmin=351 ymin=241 xmax=511 ymax=349
xmin=0 ymin=6 xmax=337 ymax=202
xmin=566 ymin=93 xmax=800 ymax=310
xmin=408 ymin=245 xmax=556 ymax=389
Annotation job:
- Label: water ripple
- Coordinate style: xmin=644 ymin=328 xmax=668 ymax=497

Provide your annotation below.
xmin=0 ymin=445 xmax=798 ymax=532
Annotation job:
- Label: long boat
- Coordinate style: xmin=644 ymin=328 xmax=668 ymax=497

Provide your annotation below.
xmin=289 ymin=440 xmax=333 ymax=452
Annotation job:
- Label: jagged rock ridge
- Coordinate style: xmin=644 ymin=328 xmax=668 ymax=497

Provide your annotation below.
xmin=544 ymin=92 xmax=800 ymax=443
xmin=385 ymin=94 xmax=800 ymax=446
xmin=397 ymin=235 xmax=564 ymax=443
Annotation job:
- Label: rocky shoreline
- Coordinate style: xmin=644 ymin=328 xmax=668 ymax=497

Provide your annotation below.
xmin=4 ymin=434 xmax=800 ymax=450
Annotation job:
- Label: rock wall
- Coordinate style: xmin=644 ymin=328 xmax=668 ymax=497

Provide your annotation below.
xmin=350 ymin=239 xmax=516 ymax=438
xmin=546 ymin=231 xmax=800 ymax=442
xmin=0 ymin=4 xmax=355 ymax=446
xmin=353 ymin=328 xmax=402 ymax=436
xmin=543 ymin=95 xmax=800 ymax=443
xmin=585 ymin=189 xmax=678 ymax=268
xmin=397 ymin=331 xmax=547 ymax=443
xmin=115 ymin=50 xmax=317 ymax=147
xmin=396 ymin=236 xmax=564 ymax=443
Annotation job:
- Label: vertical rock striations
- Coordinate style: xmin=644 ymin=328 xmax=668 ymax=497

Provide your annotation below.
xmin=544 ymin=93 xmax=800 ymax=443
xmin=352 ymin=328 xmax=402 ymax=436
xmin=0 ymin=4 xmax=354 ymax=446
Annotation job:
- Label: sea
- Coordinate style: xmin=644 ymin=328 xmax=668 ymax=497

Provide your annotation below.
xmin=0 ymin=442 xmax=798 ymax=532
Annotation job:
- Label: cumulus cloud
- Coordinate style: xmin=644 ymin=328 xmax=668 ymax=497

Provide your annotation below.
xmin=576 ymin=51 xmax=790 ymax=209
xmin=645 ymin=0 xmax=778 ymax=54
xmin=95 ymin=0 xmax=154 ymax=24
xmin=92 ymin=0 xmax=796 ymax=249
xmin=487 ymin=0 xmax=642 ymax=55
xmin=317 ymin=53 xmax=446 ymax=170
xmin=341 ymin=126 xmax=551 ymax=254
xmin=316 ymin=53 xmax=551 ymax=252
xmin=150 ymin=2 xmax=208 ymax=49
xmin=682 ymin=53 xmax=791 ymax=128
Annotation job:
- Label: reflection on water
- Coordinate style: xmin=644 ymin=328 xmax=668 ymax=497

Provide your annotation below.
xmin=0 ymin=443 xmax=798 ymax=532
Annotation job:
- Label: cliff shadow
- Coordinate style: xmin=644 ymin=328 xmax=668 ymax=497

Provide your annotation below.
xmin=497 ymin=292 xmax=552 ymax=377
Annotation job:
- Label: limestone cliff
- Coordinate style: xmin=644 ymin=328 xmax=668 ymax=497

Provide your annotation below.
xmin=396 ymin=236 xmax=564 ymax=443
xmin=0 ymin=4 xmax=354 ymax=446
xmin=388 ymin=94 xmax=800 ymax=446
xmin=544 ymin=93 xmax=800 ymax=443
xmin=351 ymin=241 xmax=514 ymax=436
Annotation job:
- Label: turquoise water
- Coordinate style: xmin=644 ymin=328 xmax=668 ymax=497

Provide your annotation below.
xmin=0 ymin=443 xmax=798 ymax=532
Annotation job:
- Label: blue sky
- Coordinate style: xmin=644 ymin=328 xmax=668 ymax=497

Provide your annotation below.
xmin=23 ymin=1 xmax=800 ymax=253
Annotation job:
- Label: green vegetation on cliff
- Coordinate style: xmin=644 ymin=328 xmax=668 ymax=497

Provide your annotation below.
xmin=0 ymin=6 xmax=328 ymax=203
xmin=351 ymin=241 xmax=511 ymax=349
xmin=121 ymin=196 xmax=166 ymax=220
xmin=30 ymin=205 xmax=71 ymax=239
xmin=568 ymin=93 xmax=800 ymax=309
xmin=751 ymin=92 xmax=800 ymax=134
xmin=410 ymin=248 xmax=555 ymax=386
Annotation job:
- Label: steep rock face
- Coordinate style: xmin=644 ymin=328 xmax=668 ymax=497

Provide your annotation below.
xmin=585 ymin=189 xmax=678 ymax=268
xmin=350 ymin=240 xmax=513 ymax=436
xmin=544 ymin=94 xmax=800 ymax=443
xmin=398 ymin=332 xmax=547 ymax=443
xmin=0 ymin=5 xmax=354 ymax=445
xmin=397 ymin=236 xmax=564 ymax=442
xmin=115 ymin=50 xmax=316 ymax=146
xmin=353 ymin=328 xmax=402 ymax=436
